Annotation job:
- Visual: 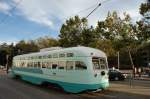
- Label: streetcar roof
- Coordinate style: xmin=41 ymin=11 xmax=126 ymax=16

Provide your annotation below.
xmin=14 ymin=46 xmax=106 ymax=59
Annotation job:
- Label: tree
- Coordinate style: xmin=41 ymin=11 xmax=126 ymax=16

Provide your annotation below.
xmin=0 ymin=43 xmax=14 ymax=67
xmin=81 ymin=26 xmax=96 ymax=46
xmin=96 ymin=11 xmax=138 ymax=69
xmin=59 ymin=16 xmax=95 ymax=47
xmin=15 ymin=40 xmax=39 ymax=54
xmin=35 ymin=37 xmax=59 ymax=49
xmin=137 ymin=1 xmax=150 ymax=42
xmin=139 ymin=1 xmax=150 ymax=15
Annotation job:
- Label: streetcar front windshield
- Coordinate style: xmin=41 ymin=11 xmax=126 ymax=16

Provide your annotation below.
xmin=92 ymin=57 xmax=107 ymax=70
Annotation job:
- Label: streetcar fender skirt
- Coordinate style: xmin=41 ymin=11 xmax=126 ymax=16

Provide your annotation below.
xmin=59 ymin=82 xmax=109 ymax=93
xmin=10 ymin=73 xmax=109 ymax=93
xmin=21 ymin=76 xmax=109 ymax=93
xmin=21 ymin=75 xmax=43 ymax=85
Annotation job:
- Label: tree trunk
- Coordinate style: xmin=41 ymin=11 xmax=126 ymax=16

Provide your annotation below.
xmin=128 ymin=47 xmax=135 ymax=77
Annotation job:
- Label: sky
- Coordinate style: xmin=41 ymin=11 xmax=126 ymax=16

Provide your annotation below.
xmin=0 ymin=0 xmax=146 ymax=44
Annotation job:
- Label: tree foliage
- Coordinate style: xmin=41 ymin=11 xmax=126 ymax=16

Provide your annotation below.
xmin=35 ymin=36 xmax=59 ymax=49
xmin=140 ymin=2 xmax=150 ymax=15
xmin=137 ymin=1 xmax=150 ymax=42
xmin=15 ymin=40 xmax=39 ymax=54
xmin=59 ymin=16 xmax=96 ymax=47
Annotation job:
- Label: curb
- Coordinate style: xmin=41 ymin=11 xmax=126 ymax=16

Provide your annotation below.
xmin=134 ymin=78 xmax=150 ymax=81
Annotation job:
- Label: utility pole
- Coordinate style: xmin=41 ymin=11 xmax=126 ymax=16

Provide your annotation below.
xmin=6 ymin=54 xmax=9 ymax=74
xmin=117 ymin=51 xmax=120 ymax=70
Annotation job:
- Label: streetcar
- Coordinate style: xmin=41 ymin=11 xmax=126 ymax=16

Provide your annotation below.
xmin=9 ymin=46 xmax=109 ymax=93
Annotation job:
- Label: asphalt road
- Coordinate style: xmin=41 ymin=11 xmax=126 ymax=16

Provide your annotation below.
xmin=0 ymin=70 xmax=150 ymax=99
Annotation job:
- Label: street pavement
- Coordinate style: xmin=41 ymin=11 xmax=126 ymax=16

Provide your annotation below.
xmin=0 ymin=69 xmax=150 ymax=99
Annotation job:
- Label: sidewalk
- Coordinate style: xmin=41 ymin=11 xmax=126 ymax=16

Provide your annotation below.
xmin=134 ymin=77 xmax=150 ymax=81
xmin=0 ymin=69 xmax=6 ymax=75
xmin=109 ymin=83 xmax=150 ymax=96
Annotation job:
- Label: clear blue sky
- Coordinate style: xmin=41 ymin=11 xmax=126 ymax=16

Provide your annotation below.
xmin=0 ymin=0 xmax=146 ymax=44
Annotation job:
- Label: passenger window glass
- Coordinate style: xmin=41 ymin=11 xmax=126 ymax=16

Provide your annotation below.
xmin=53 ymin=54 xmax=58 ymax=58
xmin=28 ymin=62 xmax=32 ymax=67
xmin=34 ymin=62 xmax=38 ymax=67
xmin=67 ymin=53 xmax=74 ymax=57
xmin=100 ymin=59 xmax=105 ymax=64
xmin=31 ymin=62 xmax=34 ymax=67
xmin=42 ymin=62 xmax=46 ymax=68
xmin=37 ymin=62 xmax=41 ymax=68
xmin=52 ymin=62 xmax=58 ymax=69
xmin=92 ymin=57 xmax=107 ymax=70
xmin=59 ymin=53 xmax=65 ymax=58
xmin=100 ymin=58 xmax=107 ymax=69
xmin=48 ymin=55 xmax=52 ymax=58
xmin=93 ymin=59 xmax=100 ymax=70
xmin=58 ymin=61 xmax=66 ymax=69
xmin=21 ymin=62 xmax=25 ymax=67
xmin=66 ymin=61 xmax=74 ymax=70
xmin=39 ymin=56 xmax=42 ymax=59
xmin=101 ymin=64 xmax=105 ymax=69
xmin=43 ymin=56 xmax=47 ymax=59
xmin=75 ymin=61 xmax=87 ymax=70
xmin=46 ymin=62 xmax=51 ymax=69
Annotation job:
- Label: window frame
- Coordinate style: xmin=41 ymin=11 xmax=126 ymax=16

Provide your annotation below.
xmin=66 ymin=61 xmax=74 ymax=70
xmin=67 ymin=53 xmax=74 ymax=57
xmin=52 ymin=53 xmax=58 ymax=58
xmin=75 ymin=61 xmax=87 ymax=70
xmin=52 ymin=62 xmax=58 ymax=69
xmin=58 ymin=61 xmax=66 ymax=70
xmin=59 ymin=53 xmax=66 ymax=58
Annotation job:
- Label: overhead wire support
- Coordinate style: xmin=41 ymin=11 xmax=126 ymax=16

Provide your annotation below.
xmin=86 ymin=3 xmax=101 ymax=18
xmin=85 ymin=0 xmax=112 ymax=18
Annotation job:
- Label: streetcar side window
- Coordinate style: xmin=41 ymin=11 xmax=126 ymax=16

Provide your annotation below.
xmin=28 ymin=62 xmax=32 ymax=67
xmin=37 ymin=62 xmax=41 ymax=68
xmin=48 ymin=55 xmax=52 ymax=58
xmin=67 ymin=53 xmax=74 ymax=57
xmin=52 ymin=62 xmax=58 ymax=69
xmin=46 ymin=62 xmax=51 ymax=69
xmin=21 ymin=62 xmax=25 ymax=67
xmin=34 ymin=62 xmax=37 ymax=67
xmin=59 ymin=53 xmax=65 ymax=58
xmin=38 ymin=56 xmax=42 ymax=59
xmin=43 ymin=55 xmax=48 ymax=59
xmin=66 ymin=61 xmax=74 ymax=70
xmin=42 ymin=62 xmax=46 ymax=68
xmin=53 ymin=53 xmax=58 ymax=58
xmin=75 ymin=61 xmax=87 ymax=70
xmin=58 ymin=61 xmax=66 ymax=69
